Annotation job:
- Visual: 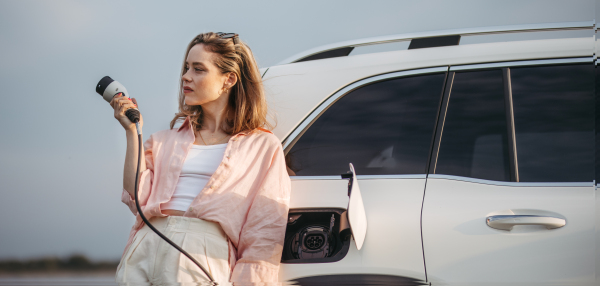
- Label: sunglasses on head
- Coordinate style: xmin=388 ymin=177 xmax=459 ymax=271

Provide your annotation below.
xmin=216 ymin=32 xmax=239 ymax=45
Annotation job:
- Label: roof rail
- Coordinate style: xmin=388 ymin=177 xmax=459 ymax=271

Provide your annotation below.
xmin=277 ymin=20 xmax=595 ymax=65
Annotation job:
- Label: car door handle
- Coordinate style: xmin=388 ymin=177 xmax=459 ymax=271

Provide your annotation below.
xmin=486 ymin=215 xmax=566 ymax=231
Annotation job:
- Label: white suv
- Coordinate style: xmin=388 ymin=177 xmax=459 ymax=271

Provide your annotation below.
xmin=262 ymin=20 xmax=598 ymax=286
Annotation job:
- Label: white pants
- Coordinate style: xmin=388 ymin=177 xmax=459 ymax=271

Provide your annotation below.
xmin=116 ymin=216 xmax=231 ymax=286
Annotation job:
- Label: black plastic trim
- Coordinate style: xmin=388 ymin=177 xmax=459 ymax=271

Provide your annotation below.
xmin=425 ymin=71 xmax=449 ymax=176
xmin=288 ymin=274 xmax=428 ymax=286
xmin=409 ymin=35 xmax=461 ymax=50
xmin=295 ymin=47 xmax=355 ymax=63
xmin=428 ymin=72 xmax=455 ymax=174
xmin=289 ymin=208 xmax=346 ymax=214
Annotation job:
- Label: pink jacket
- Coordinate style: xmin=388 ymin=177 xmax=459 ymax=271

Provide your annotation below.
xmin=120 ymin=117 xmax=291 ymax=283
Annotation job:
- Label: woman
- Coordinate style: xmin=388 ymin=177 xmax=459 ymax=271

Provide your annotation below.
xmin=112 ymin=32 xmax=291 ymax=285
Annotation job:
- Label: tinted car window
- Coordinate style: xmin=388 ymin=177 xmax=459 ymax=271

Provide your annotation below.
xmin=596 ymin=67 xmax=600 ymax=183
xmin=435 ymin=69 xmax=510 ymax=181
xmin=511 ymin=64 xmax=594 ymax=182
xmin=287 ymin=73 xmax=446 ymax=176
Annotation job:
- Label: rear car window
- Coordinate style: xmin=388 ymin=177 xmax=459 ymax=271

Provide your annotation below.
xmin=511 ymin=64 xmax=594 ymax=182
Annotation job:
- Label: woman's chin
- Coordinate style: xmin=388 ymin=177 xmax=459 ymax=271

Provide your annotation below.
xmin=184 ymin=97 xmax=201 ymax=106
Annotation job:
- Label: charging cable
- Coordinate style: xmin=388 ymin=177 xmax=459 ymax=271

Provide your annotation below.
xmin=95 ymin=76 xmax=216 ymax=283
xmin=132 ymin=122 xmax=217 ymax=284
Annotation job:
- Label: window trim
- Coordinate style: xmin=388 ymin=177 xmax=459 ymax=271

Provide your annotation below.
xmin=429 ymin=71 xmax=454 ymax=175
xmin=428 ymin=174 xmax=593 ymax=187
xmin=282 ymin=66 xmax=450 ymax=152
xmin=449 ymin=57 xmax=591 ymax=71
xmin=290 ymin=174 xmax=428 ymax=181
xmin=503 ymin=67 xmax=519 ymax=182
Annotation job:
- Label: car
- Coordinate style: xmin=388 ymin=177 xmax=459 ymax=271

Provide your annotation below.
xmin=261 ymin=20 xmax=598 ymax=286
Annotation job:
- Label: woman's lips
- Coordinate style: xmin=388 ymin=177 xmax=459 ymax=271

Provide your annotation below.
xmin=183 ymin=87 xmax=193 ymax=93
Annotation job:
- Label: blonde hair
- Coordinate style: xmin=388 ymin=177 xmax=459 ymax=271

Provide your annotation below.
xmin=170 ymin=32 xmax=271 ymax=135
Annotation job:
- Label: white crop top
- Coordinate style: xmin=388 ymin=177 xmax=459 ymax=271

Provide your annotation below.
xmin=160 ymin=143 xmax=227 ymax=212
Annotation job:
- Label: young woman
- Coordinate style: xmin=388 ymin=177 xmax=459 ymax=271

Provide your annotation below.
xmin=112 ymin=32 xmax=291 ymax=285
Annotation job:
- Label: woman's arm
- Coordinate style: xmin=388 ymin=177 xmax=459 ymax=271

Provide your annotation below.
xmin=109 ymin=95 xmax=146 ymax=198
xmin=123 ymin=128 xmax=147 ymax=198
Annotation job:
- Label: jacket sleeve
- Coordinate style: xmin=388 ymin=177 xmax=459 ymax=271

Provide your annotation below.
xmin=230 ymin=142 xmax=292 ymax=283
xmin=121 ymin=134 xmax=155 ymax=216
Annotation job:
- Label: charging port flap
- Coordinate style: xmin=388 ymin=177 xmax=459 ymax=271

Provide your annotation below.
xmin=347 ymin=163 xmax=368 ymax=250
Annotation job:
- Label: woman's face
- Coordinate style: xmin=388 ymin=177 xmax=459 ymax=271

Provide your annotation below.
xmin=181 ymin=44 xmax=233 ymax=106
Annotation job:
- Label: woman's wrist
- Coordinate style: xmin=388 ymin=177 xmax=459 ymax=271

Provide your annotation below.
xmin=125 ymin=128 xmax=138 ymax=135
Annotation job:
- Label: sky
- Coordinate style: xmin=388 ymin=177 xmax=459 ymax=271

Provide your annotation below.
xmin=0 ymin=0 xmax=596 ymax=261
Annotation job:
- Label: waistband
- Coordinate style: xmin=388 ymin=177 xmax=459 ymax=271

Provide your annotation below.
xmin=147 ymin=216 xmax=227 ymax=239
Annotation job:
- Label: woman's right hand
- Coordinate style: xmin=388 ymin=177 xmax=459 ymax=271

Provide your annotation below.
xmin=110 ymin=94 xmax=143 ymax=131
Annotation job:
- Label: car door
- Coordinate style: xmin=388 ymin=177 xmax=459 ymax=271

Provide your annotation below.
xmin=422 ymin=60 xmax=596 ymax=286
xmin=279 ymin=67 xmax=448 ymax=285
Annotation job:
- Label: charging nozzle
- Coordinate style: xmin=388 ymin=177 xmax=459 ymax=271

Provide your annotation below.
xmin=96 ymin=76 xmax=129 ymax=103
xmin=96 ymin=76 xmax=140 ymax=124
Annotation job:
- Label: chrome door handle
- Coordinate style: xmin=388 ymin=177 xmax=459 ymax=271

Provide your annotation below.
xmin=486 ymin=215 xmax=566 ymax=231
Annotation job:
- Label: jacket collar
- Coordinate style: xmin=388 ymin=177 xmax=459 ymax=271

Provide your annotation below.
xmin=177 ymin=116 xmax=192 ymax=132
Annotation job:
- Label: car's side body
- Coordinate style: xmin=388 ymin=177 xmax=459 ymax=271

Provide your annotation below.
xmin=262 ymin=21 xmax=598 ymax=286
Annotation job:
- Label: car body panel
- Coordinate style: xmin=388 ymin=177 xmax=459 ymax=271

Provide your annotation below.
xmin=279 ymin=178 xmax=428 ymax=283
xmin=422 ymin=176 xmax=596 ymax=286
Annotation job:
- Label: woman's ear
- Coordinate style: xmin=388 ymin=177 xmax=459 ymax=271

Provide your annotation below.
xmin=225 ymin=72 xmax=238 ymax=89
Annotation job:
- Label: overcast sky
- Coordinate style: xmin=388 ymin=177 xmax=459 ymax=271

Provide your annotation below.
xmin=0 ymin=0 xmax=596 ymax=261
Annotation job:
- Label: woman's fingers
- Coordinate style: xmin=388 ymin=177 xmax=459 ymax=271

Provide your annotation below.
xmin=112 ymin=97 xmax=136 ymax=120
xmin=110 ymin=93 xmax=125 ymax=105
xmin=113 ymin=97 xmax=133 ymax=110
xmin=109 ymin=94 xmax=140 ymax=130
xmin=117 ymin=102 xmax=136 ymax=116
xmin=110 ymin=95 xmax=123 ymax=109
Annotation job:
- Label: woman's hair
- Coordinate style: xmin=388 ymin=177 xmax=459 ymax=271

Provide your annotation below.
xmin=170 ymin=32 xmax=272 ymax=134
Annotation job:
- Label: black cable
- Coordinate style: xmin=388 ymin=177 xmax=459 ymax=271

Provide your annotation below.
xmin=133 ymin=122 xmax=216 ymax=284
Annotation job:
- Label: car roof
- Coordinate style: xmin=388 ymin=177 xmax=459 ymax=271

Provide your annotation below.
xmin=277 ymin=20 xmax=593 ymax=65
xmin=264 ymin=22 xmax=596 ymax=141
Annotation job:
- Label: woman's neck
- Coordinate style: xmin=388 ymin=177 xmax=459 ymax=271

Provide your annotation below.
xmin=200 ymin=92 xmax=230 ymax=133
xmin=201 ymin=107 xmax=228 ymax=133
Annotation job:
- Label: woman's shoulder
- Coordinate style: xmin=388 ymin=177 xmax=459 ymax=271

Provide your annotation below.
xmin=247 ymin=127 xmax=278 ymax=141
xmin=243 ymin=128 xmax=282 ymax=148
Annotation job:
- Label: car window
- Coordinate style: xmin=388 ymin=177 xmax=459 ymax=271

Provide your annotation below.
xmin=596 ymin=67 xmax=600 ymax=184
xmin=434 ymin=69 xmax=511 ymax=181
xmin=286 ymin=73 xmax=446 ymax=176
xmin=511 ymin=64 xmax=594 ymax=182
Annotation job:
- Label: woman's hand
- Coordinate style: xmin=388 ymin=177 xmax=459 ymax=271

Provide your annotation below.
xmin=110 ymin=94 xmax=143 ymax=131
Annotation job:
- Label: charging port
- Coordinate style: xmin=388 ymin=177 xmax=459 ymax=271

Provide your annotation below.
xmin=281 ymin=208 xmax=351 ymax=263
